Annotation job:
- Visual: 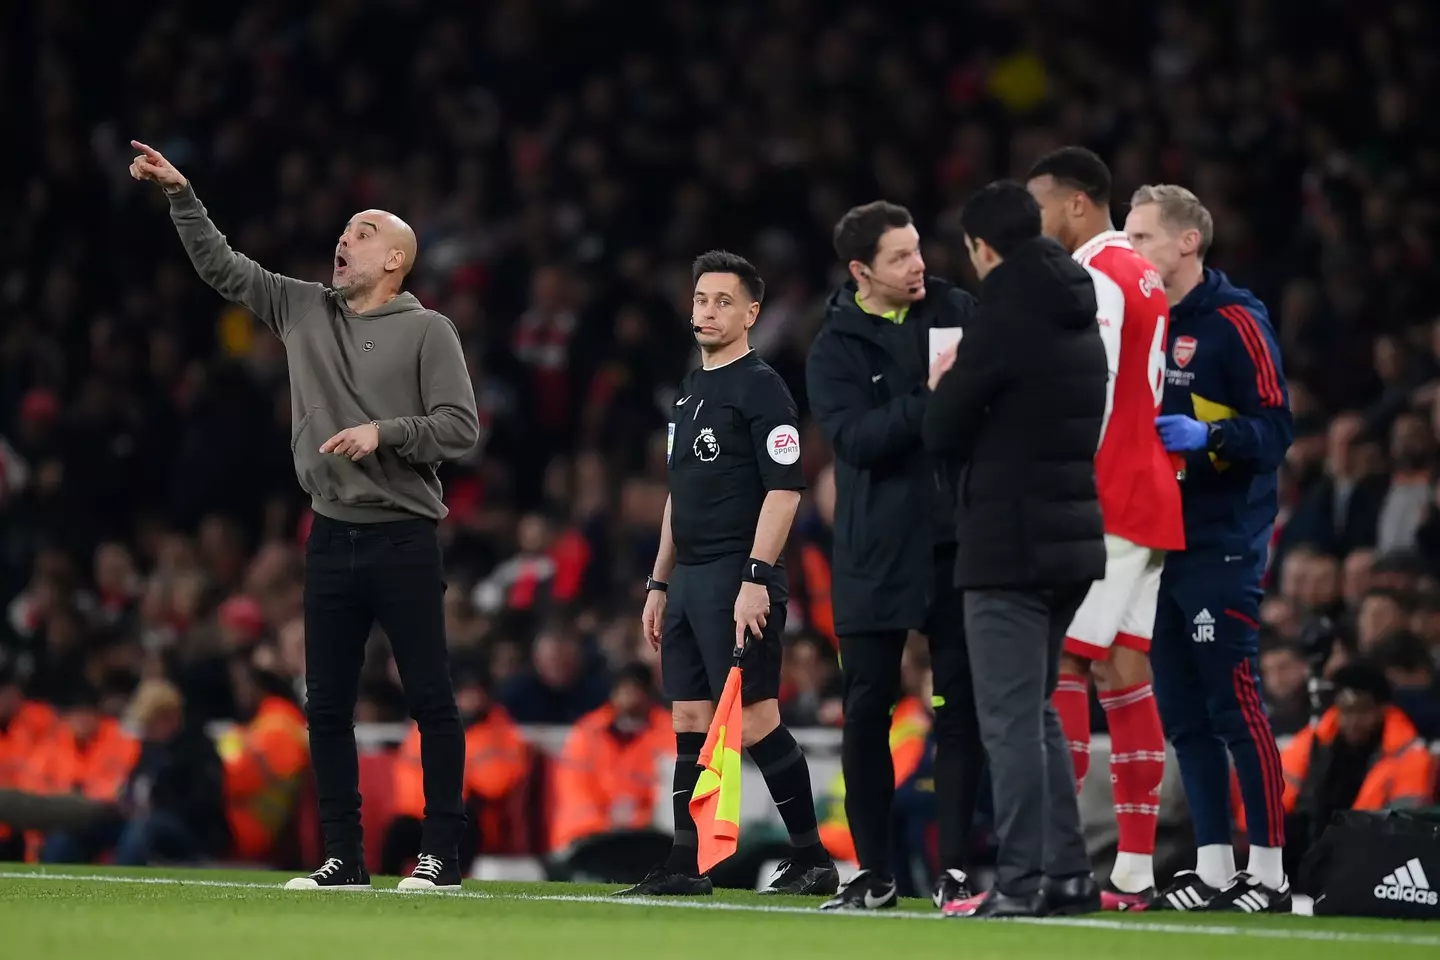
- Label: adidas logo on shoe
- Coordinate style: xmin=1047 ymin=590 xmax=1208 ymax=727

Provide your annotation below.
xmin=1374 ymin=858 xmax=1438 ymax=906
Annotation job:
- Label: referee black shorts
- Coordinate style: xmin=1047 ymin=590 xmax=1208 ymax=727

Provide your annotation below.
xmin=661 ymin=553 xmax=786 ymax=706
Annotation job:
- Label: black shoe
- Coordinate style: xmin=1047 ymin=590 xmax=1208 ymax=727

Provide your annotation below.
xmin=819 ymin=869 xmax=897 ymax=911
xmin=613 ymin=865 xmax=713 ymax=897
xmin=1149 ymin=870 xmax=1222 ymax=911
xmin=945 ymin=888 xmax=1047 ymax=918
xmin=398 ymin=853 xmax=463 ymax=892
xmin=283 ymin=857 xmax=371 ymax=890
xmin=760 ymin=856 xmax=841 ymax=896
xmin=1043 ymin=873 xmax=1102 ymax=916
xmin=932 ymin=869 xmax=973 ymax=909
xmin=1203 ymin=872 xmax=1292 ymax=914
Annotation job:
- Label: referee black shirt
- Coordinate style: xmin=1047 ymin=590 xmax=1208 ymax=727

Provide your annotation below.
xmin=668 ymin=351 xmax=806 ymax=564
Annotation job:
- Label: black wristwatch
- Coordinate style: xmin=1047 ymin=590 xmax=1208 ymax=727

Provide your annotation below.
xmin=1205 ymin=421 xmax=1225 ymax=454
xmin=645 ymin=576 xmax=668 ymax=594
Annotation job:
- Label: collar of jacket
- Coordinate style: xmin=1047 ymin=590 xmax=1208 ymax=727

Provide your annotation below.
xmin=1172 ymin=267 xmax=1240 ymax=320
xmin=979 ymin=236 xmax=1069 ymax=293
xmin=822 ymin=276 xmax=955 ymax=344
xmin=978 ymin=236 xmax=1096 ymax=327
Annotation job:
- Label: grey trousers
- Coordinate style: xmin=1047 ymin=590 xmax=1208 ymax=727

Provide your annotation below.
xmin=964 ymin=583 xmax=1093 ymax=896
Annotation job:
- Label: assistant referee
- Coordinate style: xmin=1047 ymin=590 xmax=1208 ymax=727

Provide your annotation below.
xmin=131 ymin=140 xmax=479 ymax=893
xmin=620 ymin=251 xmax=839 ymax=898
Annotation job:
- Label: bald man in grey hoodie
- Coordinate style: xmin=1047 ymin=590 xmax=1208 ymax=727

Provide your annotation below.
xmin=131 ymin=140 xmax=477 ymax=892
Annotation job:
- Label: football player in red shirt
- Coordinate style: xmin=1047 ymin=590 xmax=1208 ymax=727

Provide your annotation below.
xmin=1027 ymin=147 xmax=1185 ymax=910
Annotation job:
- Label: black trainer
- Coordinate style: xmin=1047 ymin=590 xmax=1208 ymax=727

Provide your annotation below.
xmin=1203 ymin=872 xmax=1293 ymax=914
xmin=283 ymin=857 xmax=372 ymax=891
xmin=759 ymin=856 xmax=840 ymax=896
xmin=613 ymin=865 xmax=713 ymax=897
xmin=932 ymin=868 xmax=973 ymax=909
xmin=1149 ymin=869 xmax=1222 ymax=911
xmin=398 ymin=853 xmax=463 ymax=892
xmin=819 ymin=869 xmax=898 ymax=911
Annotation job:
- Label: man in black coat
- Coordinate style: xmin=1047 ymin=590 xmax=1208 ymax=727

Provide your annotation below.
xmin=923 ymin=181 xmax=1107 ymax=919
xmin=805 ymin=200 xmax=983 ymax=911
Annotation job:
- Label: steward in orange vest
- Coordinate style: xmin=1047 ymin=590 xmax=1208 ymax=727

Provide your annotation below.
xmin=550 ymin=665 xmax=673 ymax=853
xmin=0 ymin=663 xmax=59 ymax=857
xmin=383 ymin=663 xmax=529 ymax=874
xmin=217 ymin=660 xmax=309 ymax=861
xmin=1280 ymin=664 xmax=1435 ymax=849
xmin=28 ymin=685 xmax=141 ymax=863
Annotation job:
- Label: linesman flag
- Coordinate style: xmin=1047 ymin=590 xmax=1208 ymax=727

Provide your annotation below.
xmin=689 ymin=645 xmax=745 ymax=873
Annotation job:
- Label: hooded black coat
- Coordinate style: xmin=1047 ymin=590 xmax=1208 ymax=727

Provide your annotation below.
xmin=806 ymin=277 xmax=976 ymax=634
xmin=922 ymin=237 xmax=1107 ymax=589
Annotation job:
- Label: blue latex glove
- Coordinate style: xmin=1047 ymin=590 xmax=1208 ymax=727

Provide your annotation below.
xmin=1156 ymin=414 xmax=1209 ymax=452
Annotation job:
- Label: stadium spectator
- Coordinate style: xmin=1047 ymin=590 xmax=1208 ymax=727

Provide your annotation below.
xmin=110 ymin=679 xmax=230 ymax=865
xmin=1369 ymin=630 xmax=1440 ymax=739
xmin=1259 ymin=638 xmax=1314 ymax=738
xmin=500 ymin=619 xmax=609 ymax=725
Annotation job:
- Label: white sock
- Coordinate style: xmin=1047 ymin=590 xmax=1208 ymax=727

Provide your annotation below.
xmin=1196 ymin=844 xmax=1235 ymax=889
xmin=1247 ymin=846 xmax=1284 ymax=890
xmin=1110 ymin=852 xmax=1155 ymax=893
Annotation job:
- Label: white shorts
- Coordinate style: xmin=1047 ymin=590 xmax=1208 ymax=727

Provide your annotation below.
xmin=1064 ymin=534 xmax=1165 ymax=660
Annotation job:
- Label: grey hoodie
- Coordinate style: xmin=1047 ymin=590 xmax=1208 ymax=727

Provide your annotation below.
xmin=168 ymin=183 xmax=479 ymax=523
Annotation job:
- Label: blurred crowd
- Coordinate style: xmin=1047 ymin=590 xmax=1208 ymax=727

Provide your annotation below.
xmin=2 ymin=0 xmax=1439 ymax=866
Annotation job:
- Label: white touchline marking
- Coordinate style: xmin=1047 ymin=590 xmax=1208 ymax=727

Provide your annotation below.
xmin=1 ymin=871 xmax=1437 ymax=947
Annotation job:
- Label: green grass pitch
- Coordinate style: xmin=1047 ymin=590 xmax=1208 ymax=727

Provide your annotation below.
xmin=2 ymin=865 xmax=1437 ymax=959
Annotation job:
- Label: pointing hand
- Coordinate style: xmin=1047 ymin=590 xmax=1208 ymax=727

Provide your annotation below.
xmin=128 ymin=140 xmax=188 ymax=193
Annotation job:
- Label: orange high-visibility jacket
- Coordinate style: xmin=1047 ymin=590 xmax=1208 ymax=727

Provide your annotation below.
xmin=0 ymin=701 xmax=61 ymax=842
xmin=217 ymin=695 xmax=309 ymax=860
xmin=1281 ymin=704 xmax=1435 ymax=815
xmin=19 ymin=714 xmax=139 ymax=802
xmin=819 ymin=695 xmax=931 ymax=862
xmin=392 ymin=707 xmax=530 ymax=820
xmin=0 ymin=701 xmax=59 ymax=788
xmin=549 ymin=704 xmax=673 ymax=852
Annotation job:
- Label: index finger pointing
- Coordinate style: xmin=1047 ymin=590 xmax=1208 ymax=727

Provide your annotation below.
xmin=130 ymin=140 xmax=162 ymax=160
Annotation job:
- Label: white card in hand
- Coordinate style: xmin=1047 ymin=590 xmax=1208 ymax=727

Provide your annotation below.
xmin=929 ymin=327 xmax=964 ymax=364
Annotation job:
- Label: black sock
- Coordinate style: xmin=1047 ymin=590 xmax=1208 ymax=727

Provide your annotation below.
xmin=664 ymin=732 xmax=705 ymax=874
xmin=747 ymin=725 xmax=827 ymax=862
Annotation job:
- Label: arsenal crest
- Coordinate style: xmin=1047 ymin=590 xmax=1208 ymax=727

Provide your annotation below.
xmin=1173 ymin=336 xmax=1197 ymax=368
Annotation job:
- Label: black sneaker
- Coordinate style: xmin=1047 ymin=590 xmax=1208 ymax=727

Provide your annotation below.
xmin=932 ymin=869 xmax=973 ymax=909
xmin=1203 ymin=872 xmax=1292 ymax=914
xmin=398 ymin=853 xmax=463 ymax=892
xmin=284 ymin=857 xmax=371 ymax=891
xmin=1149 ymin=869 xmax=1221 ymax=911
xmin=613 ymin=865 xmax=713 ymax=897
xmin=819 ymin=869 xmax=898 ymax=911
xmin=759 ymin=856 xmax=840 ymax=896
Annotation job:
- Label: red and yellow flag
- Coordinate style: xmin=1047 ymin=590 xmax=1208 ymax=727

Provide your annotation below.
xmin=689 ymin=664 xmax=743 ymax=873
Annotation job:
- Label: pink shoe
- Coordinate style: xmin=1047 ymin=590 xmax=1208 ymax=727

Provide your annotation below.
xmin=1101 ymin=884 xmax=1153 ymax=912
xmin=941 ymin=892 xmax=988 ymax=917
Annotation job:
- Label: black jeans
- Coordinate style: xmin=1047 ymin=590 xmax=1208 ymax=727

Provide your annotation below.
xmin=838 ymin=544 xmax=984 ymax=877
xmin=305 ymin=514 xmax=465 ymax=860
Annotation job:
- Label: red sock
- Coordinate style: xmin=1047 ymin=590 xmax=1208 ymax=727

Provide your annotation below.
xmin=1054 ymin=671 xmax=1091 ymax=791
xmin=1101 ymin=681 xmax=1165 ymax=857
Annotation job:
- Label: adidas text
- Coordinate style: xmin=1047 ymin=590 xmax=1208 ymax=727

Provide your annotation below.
xmin=1374 ymin=858 xmax=1437 ymax=906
